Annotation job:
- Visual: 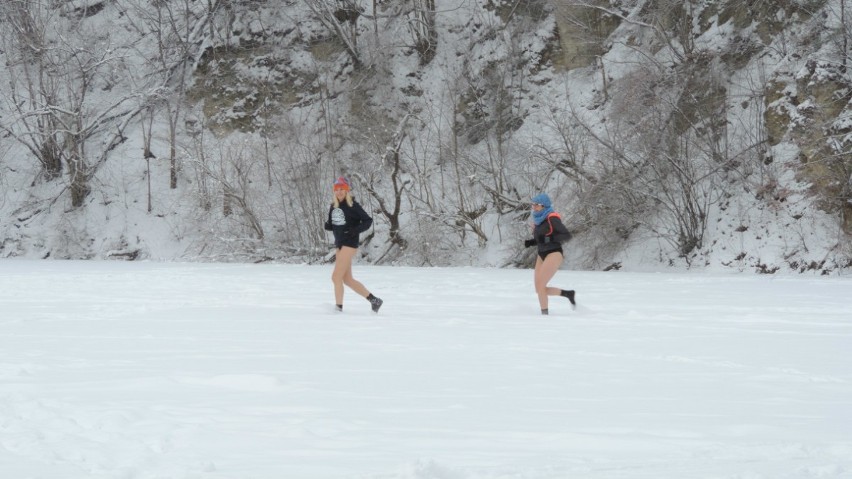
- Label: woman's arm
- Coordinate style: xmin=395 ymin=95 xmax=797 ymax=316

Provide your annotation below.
xmin=351 ymin=202 xmax=374 ymax=233
xmin=323 ymin=206 xmax=333 ymax=231
xmin=548 ymin=216 xmax=573 ymax=244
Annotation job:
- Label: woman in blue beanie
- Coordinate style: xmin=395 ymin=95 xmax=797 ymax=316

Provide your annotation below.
xmin=523 ymin=193 xmax=576 ymax=315
xmin=323 ymin=176 xmax=383 ymax=313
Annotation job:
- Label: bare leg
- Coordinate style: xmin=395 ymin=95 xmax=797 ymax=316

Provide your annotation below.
xmin=534 ymin=252 xmax=564 ymax=310
xmin=343 ymin=259 xmax=370 ymax=297
xmin=331 ymin=246 xmax=370 ymax=306
xmin=331 ymin=247 xmax=354 ymax=305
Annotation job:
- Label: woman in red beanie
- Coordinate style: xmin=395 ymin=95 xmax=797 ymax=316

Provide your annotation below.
xmin=323 ymin=176 xmax=383 ymax=313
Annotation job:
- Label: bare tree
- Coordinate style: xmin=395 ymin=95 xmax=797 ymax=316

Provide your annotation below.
xmin=125 ymin=0 xmax=224 ymax=190
xmin=189 ymin=137 xmax=266 ymax=240
xmin=355 ymin=114 xmax=413 ymax=261
xmin=141 ymin=107 xmax=157 ymax=213
xmin=304 ymin=0 xmax=364 ymax=68
xmin=824 ymin=0 xmax=852 ymax=233
xmin=184 ymin=109 xmax=337 ymax=259
xmin=269 ymin=114 xmax=338 ymax=251
xmin=552 ymin=52 xmax=739 ymax=262
xmin=0 ymin=1 xmax=65 ymax=179
xmin=0 ymin=0 xmax=139 ymax=207
xmin=407 ymin=0 xmax=437 ymax=65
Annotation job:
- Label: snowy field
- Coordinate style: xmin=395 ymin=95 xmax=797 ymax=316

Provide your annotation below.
xmin=1 ymin=260 xmax=851 ymax=479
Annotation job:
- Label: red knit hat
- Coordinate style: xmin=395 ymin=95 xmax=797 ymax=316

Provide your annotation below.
xmin=332 ymin=176 xmax=350 ymax=191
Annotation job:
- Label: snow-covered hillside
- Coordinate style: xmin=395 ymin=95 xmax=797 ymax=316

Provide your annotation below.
xmin=0 ymin=0 xmax=850 ymax=273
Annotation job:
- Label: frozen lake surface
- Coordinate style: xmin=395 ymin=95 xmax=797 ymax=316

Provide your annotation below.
xmin=1 ymin=261 xmax=850 ymax=478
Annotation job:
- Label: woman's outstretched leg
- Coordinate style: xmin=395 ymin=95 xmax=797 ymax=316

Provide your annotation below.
xmin=331 ymin=247 xmax=357 ymax=308
xmin=332 ymin=246 xmax=382 ymax=312
xmin=534 ymin=253 xmax=564 ymax=314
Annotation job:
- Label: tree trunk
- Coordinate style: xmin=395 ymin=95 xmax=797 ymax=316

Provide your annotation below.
xmin=68 ymin=155 xmax=90 ymax=208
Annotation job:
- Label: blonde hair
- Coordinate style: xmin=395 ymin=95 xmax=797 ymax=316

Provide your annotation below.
xmin=333 ymin=191 xmax=353 ymax=208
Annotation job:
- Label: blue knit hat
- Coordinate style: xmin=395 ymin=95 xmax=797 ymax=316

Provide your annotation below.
xmin=531 ymin=193 xmax=552 ymax=208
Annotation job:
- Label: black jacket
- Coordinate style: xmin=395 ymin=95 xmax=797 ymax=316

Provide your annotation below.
xmin=526 ymin=213 xmax=572 ymax=254
xmin=324 ymin=200 xmax=373 ymax=249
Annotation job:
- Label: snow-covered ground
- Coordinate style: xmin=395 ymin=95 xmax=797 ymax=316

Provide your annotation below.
xmin=1 ymin=260 xmax=850 ymax=479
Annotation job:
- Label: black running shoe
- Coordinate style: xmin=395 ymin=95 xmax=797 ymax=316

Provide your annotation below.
xmin=562 ymin=290 xmax=576 ymax=309
xmin=369 ymin=296 xmax=383 ymax=313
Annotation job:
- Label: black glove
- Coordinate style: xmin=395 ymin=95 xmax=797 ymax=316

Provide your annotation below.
xmin=524 ymin=239 xmax=536 ymax=248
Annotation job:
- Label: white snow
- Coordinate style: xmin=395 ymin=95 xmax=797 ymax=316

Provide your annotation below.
xmin=1 ymin=260 xmax=850 ymax=478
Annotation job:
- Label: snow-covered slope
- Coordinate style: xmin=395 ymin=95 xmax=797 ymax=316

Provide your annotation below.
xmin=0 ymin=0 xmax=849 ymax=273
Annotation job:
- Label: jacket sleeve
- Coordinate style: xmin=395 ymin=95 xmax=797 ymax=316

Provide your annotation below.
xmin=548 ymin=216 xmax=573 ymax=244
xmin=351 ymin=202 xmax=373 ymax=234
xmin=323 ymin=206 xmax=332 ymax=231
